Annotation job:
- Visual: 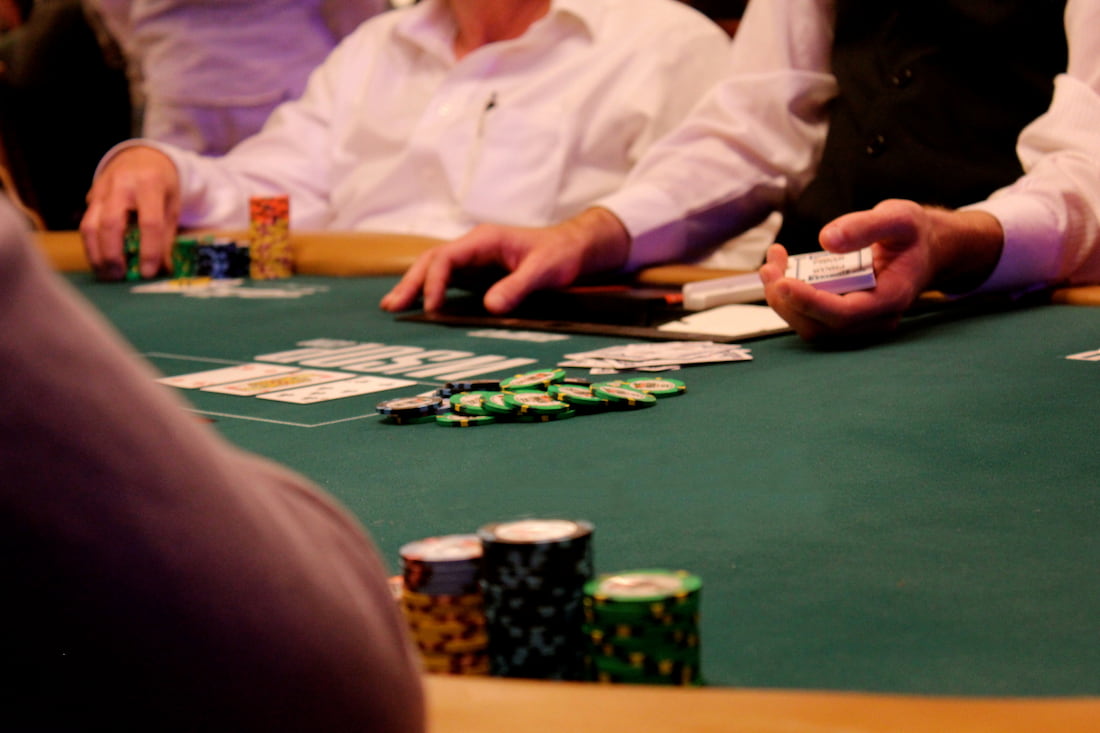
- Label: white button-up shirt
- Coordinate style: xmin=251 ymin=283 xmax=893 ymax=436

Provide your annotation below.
xmin=602 ymin=0 xmax=1100 ymax=294
xmin=139 ymin=0 xmax=730 ymax=237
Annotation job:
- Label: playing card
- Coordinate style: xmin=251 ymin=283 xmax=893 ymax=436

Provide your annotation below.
xmin=202 ymin=369 xmax=355 ymax=395
xmin=257 ymin=376 xmax=419 ymax=403
xmin=131 ymin=278 xmax=240 ymax=294
xmin=157 ymin=363 xmax=299 ymax=389
xmin=561 ymin=341 xmax=752 ymax=370
xmin=1066 ymin=348 xmax=1100 ymax=361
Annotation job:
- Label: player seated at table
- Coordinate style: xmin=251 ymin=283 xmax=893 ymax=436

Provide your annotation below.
xmin=80 ymin=0 xmax=731 ymax=281
xmin=382 ymin=0 xmax=1100 ymax=344
xmin=0 ymin=194 xmax=424 ymax=731
xmin=84 ymin=0 xmax=390 ymax=155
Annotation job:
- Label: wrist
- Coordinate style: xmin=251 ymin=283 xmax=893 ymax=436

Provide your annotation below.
xmin=927 ymin=208 xmax=1004 ymax=293
xmin=562 ymin=207 xmax=631 ymax=275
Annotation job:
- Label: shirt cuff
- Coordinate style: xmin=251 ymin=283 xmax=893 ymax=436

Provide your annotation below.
xmin=596 ymin=184 xmax=688 ymax=272
xmin=93 ymin=139 xmax=180 ymax=180
xmin=963 ymin=196 xmax=1063 ymax=295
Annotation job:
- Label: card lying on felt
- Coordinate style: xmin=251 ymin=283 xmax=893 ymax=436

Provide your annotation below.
xmin=202 ymin=370 xmax=354 ymax=396
xmin=257 ymin=376 xmax=418 ymax=403
xmin=157 ymin=363 xmax=298 ymax=389
xmin=658 ymin=305 xmax=790 ymax=340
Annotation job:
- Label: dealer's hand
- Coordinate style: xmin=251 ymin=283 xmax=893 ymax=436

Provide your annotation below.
xmin=761 ymin=199 xmax=1003 ymax=343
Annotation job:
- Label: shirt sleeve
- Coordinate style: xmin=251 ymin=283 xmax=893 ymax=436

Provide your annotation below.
xmin=964 ymin=0 xmax=1100 ymax=294
xmin=120 ymin=22 xmax=373 ymax=230
xmin=597 ymin=0 xmax=839 ymax=271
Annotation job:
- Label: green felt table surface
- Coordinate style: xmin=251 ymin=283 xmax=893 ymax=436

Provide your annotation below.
xmin=69 ymin=273 xmax=1100 ymax=696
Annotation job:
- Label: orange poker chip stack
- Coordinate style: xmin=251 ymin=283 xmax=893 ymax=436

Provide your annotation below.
xmin=248 ymin=194 xmax=291 ymax=279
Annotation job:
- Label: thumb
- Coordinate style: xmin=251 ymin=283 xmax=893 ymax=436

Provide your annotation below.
xmin=820 ymin=201 xmax=922 ymax=253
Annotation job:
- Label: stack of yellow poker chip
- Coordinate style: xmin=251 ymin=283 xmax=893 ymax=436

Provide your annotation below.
xmin=399 ymin=534 xmax=489 ymax=675
xmin=248 ymin=194 xmax=290 ymax=279
xmin=583 ymin=569 xmax=703 ymax=685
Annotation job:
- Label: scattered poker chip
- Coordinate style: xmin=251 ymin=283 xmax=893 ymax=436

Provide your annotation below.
xmin=591 ymin=382 xmax=658 ymax=408
xmin=481 ymin=392 xmax=519 ymax=417
xmin=501 ymin=390 xmax=571 ymax=414
xmin=449 ymin=391 xmax=495 ymax=416
xmin=625 ymin=377 xmax=686 ymax=397
xmin=377 ymin=395 xmax=445 ymax=417
xmin=384 ymin=413 xmax=439 ymax=425
xmin=384 ymin=374 xmax=684 ymax=426
xmin=548 ymin=383 xmax=609 ymax=411
xmin=513 ymin=409 xmax=576 ymax=423
xmin=436 ymin=413 xmax=496 ymax=427
xmin=443 ymin=379 xmax=502 ymax=393
xmin=501 ymin=369 xmax=566 ymax=390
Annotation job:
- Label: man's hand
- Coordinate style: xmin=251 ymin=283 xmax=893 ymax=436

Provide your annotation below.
xmin=380 ymin=207 xmax=632 ymax=314
xmin=80 ymin=146 xmax=181 ymax=281
xmin=760 ymin=199 xmax=1004 ymax=343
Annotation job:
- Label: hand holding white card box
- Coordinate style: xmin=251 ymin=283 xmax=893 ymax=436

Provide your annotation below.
xmin=682 ymin=248 xmax=876 ymax=310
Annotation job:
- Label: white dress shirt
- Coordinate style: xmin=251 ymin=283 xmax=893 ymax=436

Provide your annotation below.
xmin=88 ymin=0 xmax=388 ymax=107
xmin=602 ymin=0 xmax=1100 ymax=294
xmin=126 ymin=0 xmax=730 ymax=237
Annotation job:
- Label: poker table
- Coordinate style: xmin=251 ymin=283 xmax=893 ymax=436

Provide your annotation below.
xmin=37 ymin=232 xmax=1100 ymax=732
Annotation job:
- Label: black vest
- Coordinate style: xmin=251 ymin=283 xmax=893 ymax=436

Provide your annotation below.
xmin=777 ymin=0 xmax=1067 ymax=253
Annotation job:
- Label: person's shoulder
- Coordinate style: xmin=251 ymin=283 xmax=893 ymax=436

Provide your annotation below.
xmin=318 ymin=4 xmax=410 ymax=63
xmin=0 ymin=196 xmax=34 ymax=279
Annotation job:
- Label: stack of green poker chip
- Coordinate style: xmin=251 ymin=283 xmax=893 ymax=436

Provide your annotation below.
xmin=625 ymin=377 xmax=687 ymax=398
xmin=583 ymin=569 xmax=703 ymax=686
xmin=171 ymin=236 xmax=199 ymax=278
xmin=123 ymin=224 xmax=142 ymax=281
xmin=591 ymin=382 xmax=658 ymax=409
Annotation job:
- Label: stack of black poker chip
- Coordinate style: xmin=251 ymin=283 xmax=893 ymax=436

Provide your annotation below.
xmin=193 ymin=238 xmax=251 ymax=279
xmin=478 ymin=519 xmax=594 ymax=680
